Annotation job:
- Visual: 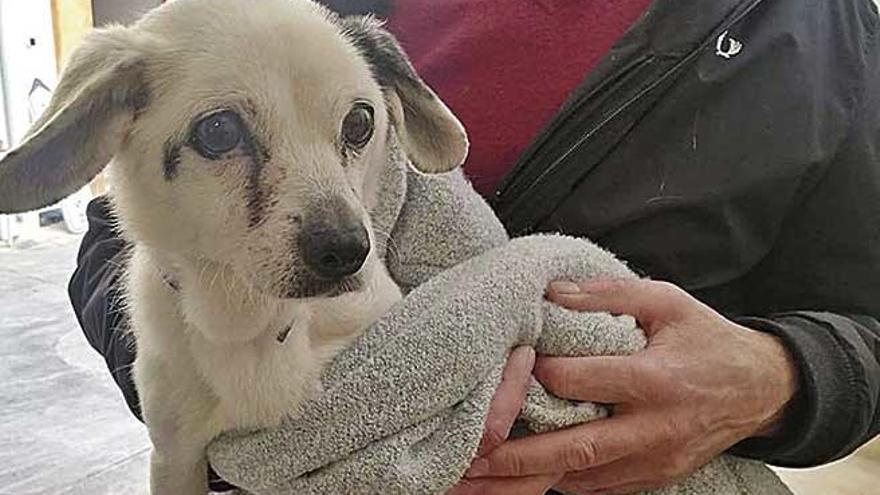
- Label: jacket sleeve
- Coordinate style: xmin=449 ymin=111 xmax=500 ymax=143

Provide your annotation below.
xmin=731 ymin=313 xmax=880 ymax=466
xmin=68 ymin=196 xmax=142 ymax=420
xmin=730 ymin=9 xmax=880 ymax=466
xmin=68 ymin=198 xmax=237 ymax=493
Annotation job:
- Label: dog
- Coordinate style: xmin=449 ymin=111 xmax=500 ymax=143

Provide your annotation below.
xmin=0 ymin=0 xmax=468 ymax=492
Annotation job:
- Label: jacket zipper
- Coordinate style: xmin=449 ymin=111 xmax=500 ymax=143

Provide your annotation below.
xmin=491 ymin=0 xmax=768 ymax=234
xmin=492 ymin=52 xmax=655 ymax=204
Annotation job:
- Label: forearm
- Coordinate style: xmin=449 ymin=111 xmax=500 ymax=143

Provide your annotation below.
xmin=68 ymin=197 xmax=140 ymax=419
xmin=732 ymin=312 xmax=880 ymax=466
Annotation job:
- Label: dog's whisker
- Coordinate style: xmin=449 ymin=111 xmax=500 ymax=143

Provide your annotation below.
xmin=372 ymin=228 xmax=401 ymax=260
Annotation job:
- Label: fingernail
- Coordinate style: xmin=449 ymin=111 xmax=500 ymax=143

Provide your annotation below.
xmin=550 ymin=281 xmax=581 ymax=295
xmin=512 ymin=345 xmax=536 ymax=361
xmin=465 ymin=458 xmax=490 ymax=478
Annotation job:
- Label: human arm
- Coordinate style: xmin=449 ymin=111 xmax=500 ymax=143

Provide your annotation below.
xmin=68 ymin=196 xmax=140 ymax=419
xmin=68 ymin=197 xmax=237 ymax=492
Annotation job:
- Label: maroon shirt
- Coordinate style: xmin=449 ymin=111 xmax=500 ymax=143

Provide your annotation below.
xmin=388 ymin=0 xmax=653 ymax=195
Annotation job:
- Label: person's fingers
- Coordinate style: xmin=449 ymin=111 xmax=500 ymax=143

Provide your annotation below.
xmin=466 ymin=414 xmax=657 ymax=478
xmin=533 ymin=355 xmax=642 ymax=403
xmin=557 ymin=475 xmax=663 ymax=495
xmin=447 ymin=473 xmax=563 ymax=495
xmin=555 ymin=441 xmax=710 ymax=494
xmin=601 ymin=482 xmax=667 ymax=495
xmin=479 ymin=346 xmax=536 ymax=455
xmin=557 ymin=466 xmax=678 ymax=495
xmin=554 ymin=456 xmax=654 ymax=494
xmin=546 ymin=278 xmax=692 ymax=334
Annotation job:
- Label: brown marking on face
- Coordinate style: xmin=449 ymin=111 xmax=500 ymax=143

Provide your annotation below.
xmin=240 ymin=121 xmax=273 ymax=229
xmin=163 ymin=141 xmax=181 ymax=181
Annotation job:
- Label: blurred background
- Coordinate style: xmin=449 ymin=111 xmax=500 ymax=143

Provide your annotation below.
xmin=1 ymin=4 xmax=160 ymax=493
xmin=0 ymin=1 xmax=877 ymax=494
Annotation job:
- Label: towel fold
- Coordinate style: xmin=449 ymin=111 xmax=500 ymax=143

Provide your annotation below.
xmin=208 ymin=164 xmax=791 ymax=495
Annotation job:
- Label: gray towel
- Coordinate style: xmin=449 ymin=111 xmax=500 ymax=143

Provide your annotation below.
xmin=207 ymin=163 xmax=791 ymax=495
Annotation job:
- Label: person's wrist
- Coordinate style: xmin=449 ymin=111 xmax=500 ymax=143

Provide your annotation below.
xmin=744 ymin=329 xmax=800 ymax=438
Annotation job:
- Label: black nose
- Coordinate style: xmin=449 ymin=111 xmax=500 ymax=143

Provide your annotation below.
xmin=302 ymin=226 xmax=370 ymax=280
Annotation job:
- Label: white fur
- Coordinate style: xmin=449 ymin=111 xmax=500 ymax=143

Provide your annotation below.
xmin=130 ymin=245 xmax=399 ymax=494
xmin=0 ymin=0 xmax=468 ymax=490
xmin=91 ymin=1 xmax=406 ymax=492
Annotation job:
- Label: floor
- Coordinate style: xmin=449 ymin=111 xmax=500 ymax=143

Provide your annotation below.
xmin=0 ymin=228 xmax=877 ymax=495
xmin=775 ymin=440 xmax=880 ymax=495
xmin=0 ymin=227 xmax=150 ymax=495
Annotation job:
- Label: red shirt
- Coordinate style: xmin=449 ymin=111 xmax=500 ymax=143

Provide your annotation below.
xmin=387 ymin=1 xmax=653 ymax=196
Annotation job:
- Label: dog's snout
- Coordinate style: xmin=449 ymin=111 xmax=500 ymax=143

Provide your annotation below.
xmin=302 ymin=225 xmax=370 ymax=280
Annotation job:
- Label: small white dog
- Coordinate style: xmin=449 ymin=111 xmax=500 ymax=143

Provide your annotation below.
xmin=0 ymin=0 xmax=468 ymax=492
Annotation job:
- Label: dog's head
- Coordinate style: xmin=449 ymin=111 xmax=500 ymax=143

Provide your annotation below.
xmin=0 ymin=0 xmax=466 ymax=299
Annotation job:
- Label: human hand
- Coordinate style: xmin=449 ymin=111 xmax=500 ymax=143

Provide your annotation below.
xmin=447 ymin=346 xmax=564 ymax=495
xmin=464 ymin=278 xmax=799 ymax=494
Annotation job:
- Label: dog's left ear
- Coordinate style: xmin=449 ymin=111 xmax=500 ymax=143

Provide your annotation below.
xmin=341 ymin=16 xmax=468 ymax=174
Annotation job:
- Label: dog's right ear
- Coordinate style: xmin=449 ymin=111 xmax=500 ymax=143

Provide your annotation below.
xmin=0 ymin=27 xmax=147 ymax=214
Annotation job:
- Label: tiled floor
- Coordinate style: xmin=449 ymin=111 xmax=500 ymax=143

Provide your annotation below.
xmin=0 ymin=228 xmax=150 ymax=495
xmin=0 ymin=228 xmax=877 ymax=494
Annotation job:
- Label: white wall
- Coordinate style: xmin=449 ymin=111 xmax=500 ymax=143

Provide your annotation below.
xmin=0 ymin=0 xmax=57 ymax=147
xmin=0 ymin=0 xmax=58 ymax=241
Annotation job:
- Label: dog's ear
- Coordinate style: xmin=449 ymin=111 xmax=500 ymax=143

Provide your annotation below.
xmin=342 ymin=16 xmax=468 ymax=174
xmin=0 ymin=27 xmax=147 ymax=214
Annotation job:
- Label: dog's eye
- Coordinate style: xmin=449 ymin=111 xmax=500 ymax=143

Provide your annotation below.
xmin=192 ymin=110 xmax=244 ymax=158
xmin=341 ymin=103 xmax=374 ymax=150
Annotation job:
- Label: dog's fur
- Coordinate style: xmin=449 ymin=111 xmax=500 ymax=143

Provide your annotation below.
xmin=0 ymin=0 xmax=468 ymax=492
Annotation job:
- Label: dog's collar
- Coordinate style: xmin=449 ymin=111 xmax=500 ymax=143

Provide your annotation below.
xmin=160 ymin=271 xmax=294 ymax=344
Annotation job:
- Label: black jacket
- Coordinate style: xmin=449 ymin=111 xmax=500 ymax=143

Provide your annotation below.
xmin=70 ymin=0 xmax=880 ymax=477
xmin=490 ymin=0 xmax=880 ymax=465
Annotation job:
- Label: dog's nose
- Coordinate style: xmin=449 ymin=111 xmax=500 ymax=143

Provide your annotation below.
xmin=302 ymin=226 xmax=370 ymax=280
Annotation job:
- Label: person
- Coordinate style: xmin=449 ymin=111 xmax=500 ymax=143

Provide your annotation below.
xmin=70 ymin=0 xmax=880 ymax=493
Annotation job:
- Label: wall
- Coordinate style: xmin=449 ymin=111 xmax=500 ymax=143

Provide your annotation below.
xmin=51 ymin=0 xmax=92 ymax=70
xmin=50 ymin=0 xmax=103 ymax=193
xmin=0 ymin=0 xmax=57 ymax=146
xmin=0 ymin=0 xmax=59 ymax=239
